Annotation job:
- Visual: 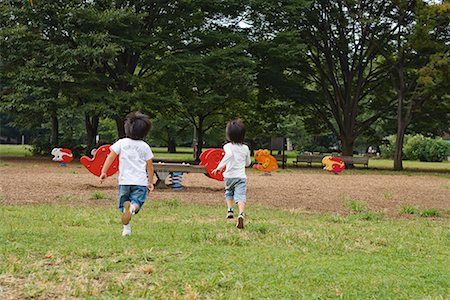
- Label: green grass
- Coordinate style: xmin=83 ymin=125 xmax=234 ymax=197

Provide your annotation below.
xmin=419 ymin=208 xmax=443 ymax=218
xmin=0 ymin=145 xmax=32 ymax=157
xmin=89 ymin=192 xmax=109 ymax=200
xmin=0 ymin=201 xmax=448 ymax=299
xmin=399 ymin=205 xmax=445 ymax=218
xmin=399 ymin=205 xmax=419 ymax=215
xmin=344 ymin=198 xmax=368 ymax=213
xmin=368 ymin=159 xmax=450 ymax=170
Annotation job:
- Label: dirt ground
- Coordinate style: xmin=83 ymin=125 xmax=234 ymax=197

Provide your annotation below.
xmin=1 ymin=157 xmax=449 ymax=217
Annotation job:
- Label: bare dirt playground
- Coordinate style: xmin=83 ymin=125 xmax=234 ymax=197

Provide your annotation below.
xmin=1 ymin=158 xmax=449 ymax=218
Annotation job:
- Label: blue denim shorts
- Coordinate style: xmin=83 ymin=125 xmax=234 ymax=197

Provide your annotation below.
xmin=118 ymin=185 xmax=147 ymax=213
xmin=224 ymin=178 xmax=247 ymax=203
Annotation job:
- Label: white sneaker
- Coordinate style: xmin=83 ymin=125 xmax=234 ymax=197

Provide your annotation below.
xmin=122 ymin=224 xmax=132 ymax=236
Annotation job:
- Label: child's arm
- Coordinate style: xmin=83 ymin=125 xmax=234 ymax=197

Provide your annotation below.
xmin=147 ymin=159 xmax=154 ymax=191
xmin=245 ymin=148 xmax=251 ymax=167
xmin=99 ymin=150 xmax=118 ymax=183
xmin=211 ymin=147 xmax=232 ymax=175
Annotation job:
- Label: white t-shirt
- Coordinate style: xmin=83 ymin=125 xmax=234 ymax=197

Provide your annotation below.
xmin=216 ymin=143 xmax=251 ymax=179
xmin=110 ymin=138 xmax=154 ymax=186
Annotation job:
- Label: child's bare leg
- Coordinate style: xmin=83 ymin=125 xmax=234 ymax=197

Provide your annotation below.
xmin=237 ymin=202 xmax=245 ymax=215
xmin=236 ymin=201 xmax=245 ymax=229
xmin=226 ymin=200 xmax=234 ymax=210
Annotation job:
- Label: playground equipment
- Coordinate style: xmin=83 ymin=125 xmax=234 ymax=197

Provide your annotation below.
xmin=169 ymin=172 xmax=183 ymax=190
xmin=199 ymin=148 xmax=225 ymax=181
xmin=253 ymin=149 xmax=278 ymax=174
xmin=322 ymin=156 xmax=345 ymax=174
xmin=80 ymin=144 xmax=119 ymax=177
xmin=79 ymin=145 xmax=225 ymax=189
xmin=153 ymin=148 xmax=225 ymax=188
xmin=51 ymin=148 xmax=73 ymax=166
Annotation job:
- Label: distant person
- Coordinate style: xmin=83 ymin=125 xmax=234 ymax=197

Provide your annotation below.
xmin=212 ymin=119 xmax=251 ymax=229
xmin=100 ymin=112 xmax=154 ymax=236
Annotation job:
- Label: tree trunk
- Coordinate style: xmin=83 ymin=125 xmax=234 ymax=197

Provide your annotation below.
xmin=394 ymin=47 xmax=407 ymax=171
xmin=115 ymin=117 xmax=126 ymax=139
xmin=167 ymin=137 xmax=177 ymax=153
xmin=341 ymin=136 xmax=354 ymax=168
xmin=85 ymin=114 xmax=99 ymax=151
xmin=51 ymin=111 xmax=59 ymax=146
xmin=341 ymin=136 xmax=354 ymax=157
xmin=194 ymin=121 xmax=204 ymax=164
xmin=393 ymin=124 xmax=407 ymax=171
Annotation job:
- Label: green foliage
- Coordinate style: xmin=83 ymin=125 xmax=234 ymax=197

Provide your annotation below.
xmin=381 ymin=134 xmax=450 ymax=162
xmin=404 ymin=135 xmax=450 ymax=162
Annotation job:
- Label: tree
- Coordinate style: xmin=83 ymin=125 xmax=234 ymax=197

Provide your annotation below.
xmin=387 ymin=1 xmax=450 ymax=170
xmin=161 ymin=45 xmax=255 ymax=161
xmin=1 ymin=1 xmax=77 ymax=148
xmin=298 ymin=0 xmax=400 ymax=156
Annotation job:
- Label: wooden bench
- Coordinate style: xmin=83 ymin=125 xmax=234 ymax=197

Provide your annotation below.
xmin=339 ymin=156 xmax=369 ymax=168
xmin=293 ymin=155 xmax=324 ymax=166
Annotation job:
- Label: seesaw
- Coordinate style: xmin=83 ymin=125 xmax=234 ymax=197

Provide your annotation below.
xmin=153 ymin=148 xmax=225 ymax=188
xmin=80 ymin=146 xmax=225 ymax=189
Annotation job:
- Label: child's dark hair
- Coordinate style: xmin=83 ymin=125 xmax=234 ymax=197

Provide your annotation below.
xmin=226 ymin=119 xmax=246 ymax=144
xmin=124 ymin=112 xmax=152 ymax=140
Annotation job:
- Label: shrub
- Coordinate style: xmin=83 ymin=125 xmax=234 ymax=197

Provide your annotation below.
xmin=404 ymin=135 xmax=450 ymax=162
xmin=379 ymin=135 xmax=415 ymax=159
xmin=379 ymin=135 xmax=396 ymax=159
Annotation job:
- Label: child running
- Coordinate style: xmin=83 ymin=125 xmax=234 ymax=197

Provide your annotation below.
xmin=212 ymin=119 xmax=251 ymax=229
xmin=100 ymin=112 xmax=154 ymax=236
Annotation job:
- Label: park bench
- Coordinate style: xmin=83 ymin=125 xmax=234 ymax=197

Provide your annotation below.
xmin=153 ymin=163 xmax=207 ymax=188
xmin=293 ymin=154 xmax=324 ymax=166
xmin=339 ymin=156 xmax=369 ymax=168
xmin=272 ymin=154 xmax=287 ymax=165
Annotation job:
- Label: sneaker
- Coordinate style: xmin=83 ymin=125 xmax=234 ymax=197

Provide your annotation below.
xmin=122 ymin=224 xmax=132 ymax=236
xmin=226 ymin=209 xmax=234 ymax=219
xmin=122 ymin=201 xmax=132 ymax=225
xmin=236 ymin=214 xmax=244 ymax=229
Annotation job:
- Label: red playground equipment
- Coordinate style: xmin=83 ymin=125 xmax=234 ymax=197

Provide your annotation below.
xmin=80 ymin=144 xmax=119 ymax=177
xmin=322 ymin=156 xmax=346 ymax=174
xmin=199 ymin=148 xmax=225 ymax=181
xmin=51 ymin=148 xmax=74 ymax=164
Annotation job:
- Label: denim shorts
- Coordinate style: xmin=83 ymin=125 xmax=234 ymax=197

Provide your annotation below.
xmin=118 ymin=185 xmax=147 ymax=213
xmin=224 ymin=178 xmax=247 ymax=203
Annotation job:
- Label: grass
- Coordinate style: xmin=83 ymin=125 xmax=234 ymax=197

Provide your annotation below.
xmin=419 ymin=208 xmax=443 ymax=218
xmin=368 ymin=159 xmax=450 ymax=170
xmin=1 ymin=201 xmax=448 ymax=299
xmin=89 ymin=192 xmax=109 ymax=200
xmin=0 ymin=145 xmax=32 ymax=157
xmin=344 ymin=198 xmax=368 ymax=213
xmin=383 ymin=191 xmax=394 ymax=201
xmin=399 ymin=205 xmax=445 ymax=218
xmin=399 ymin=205 xmax=419 ymax=215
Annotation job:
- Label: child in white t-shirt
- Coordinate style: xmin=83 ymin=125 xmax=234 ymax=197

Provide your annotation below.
xmin=212 ymin=119 xmax=251 ymax=229
xmin=100 ymin=112 xmax=154 ymax=236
